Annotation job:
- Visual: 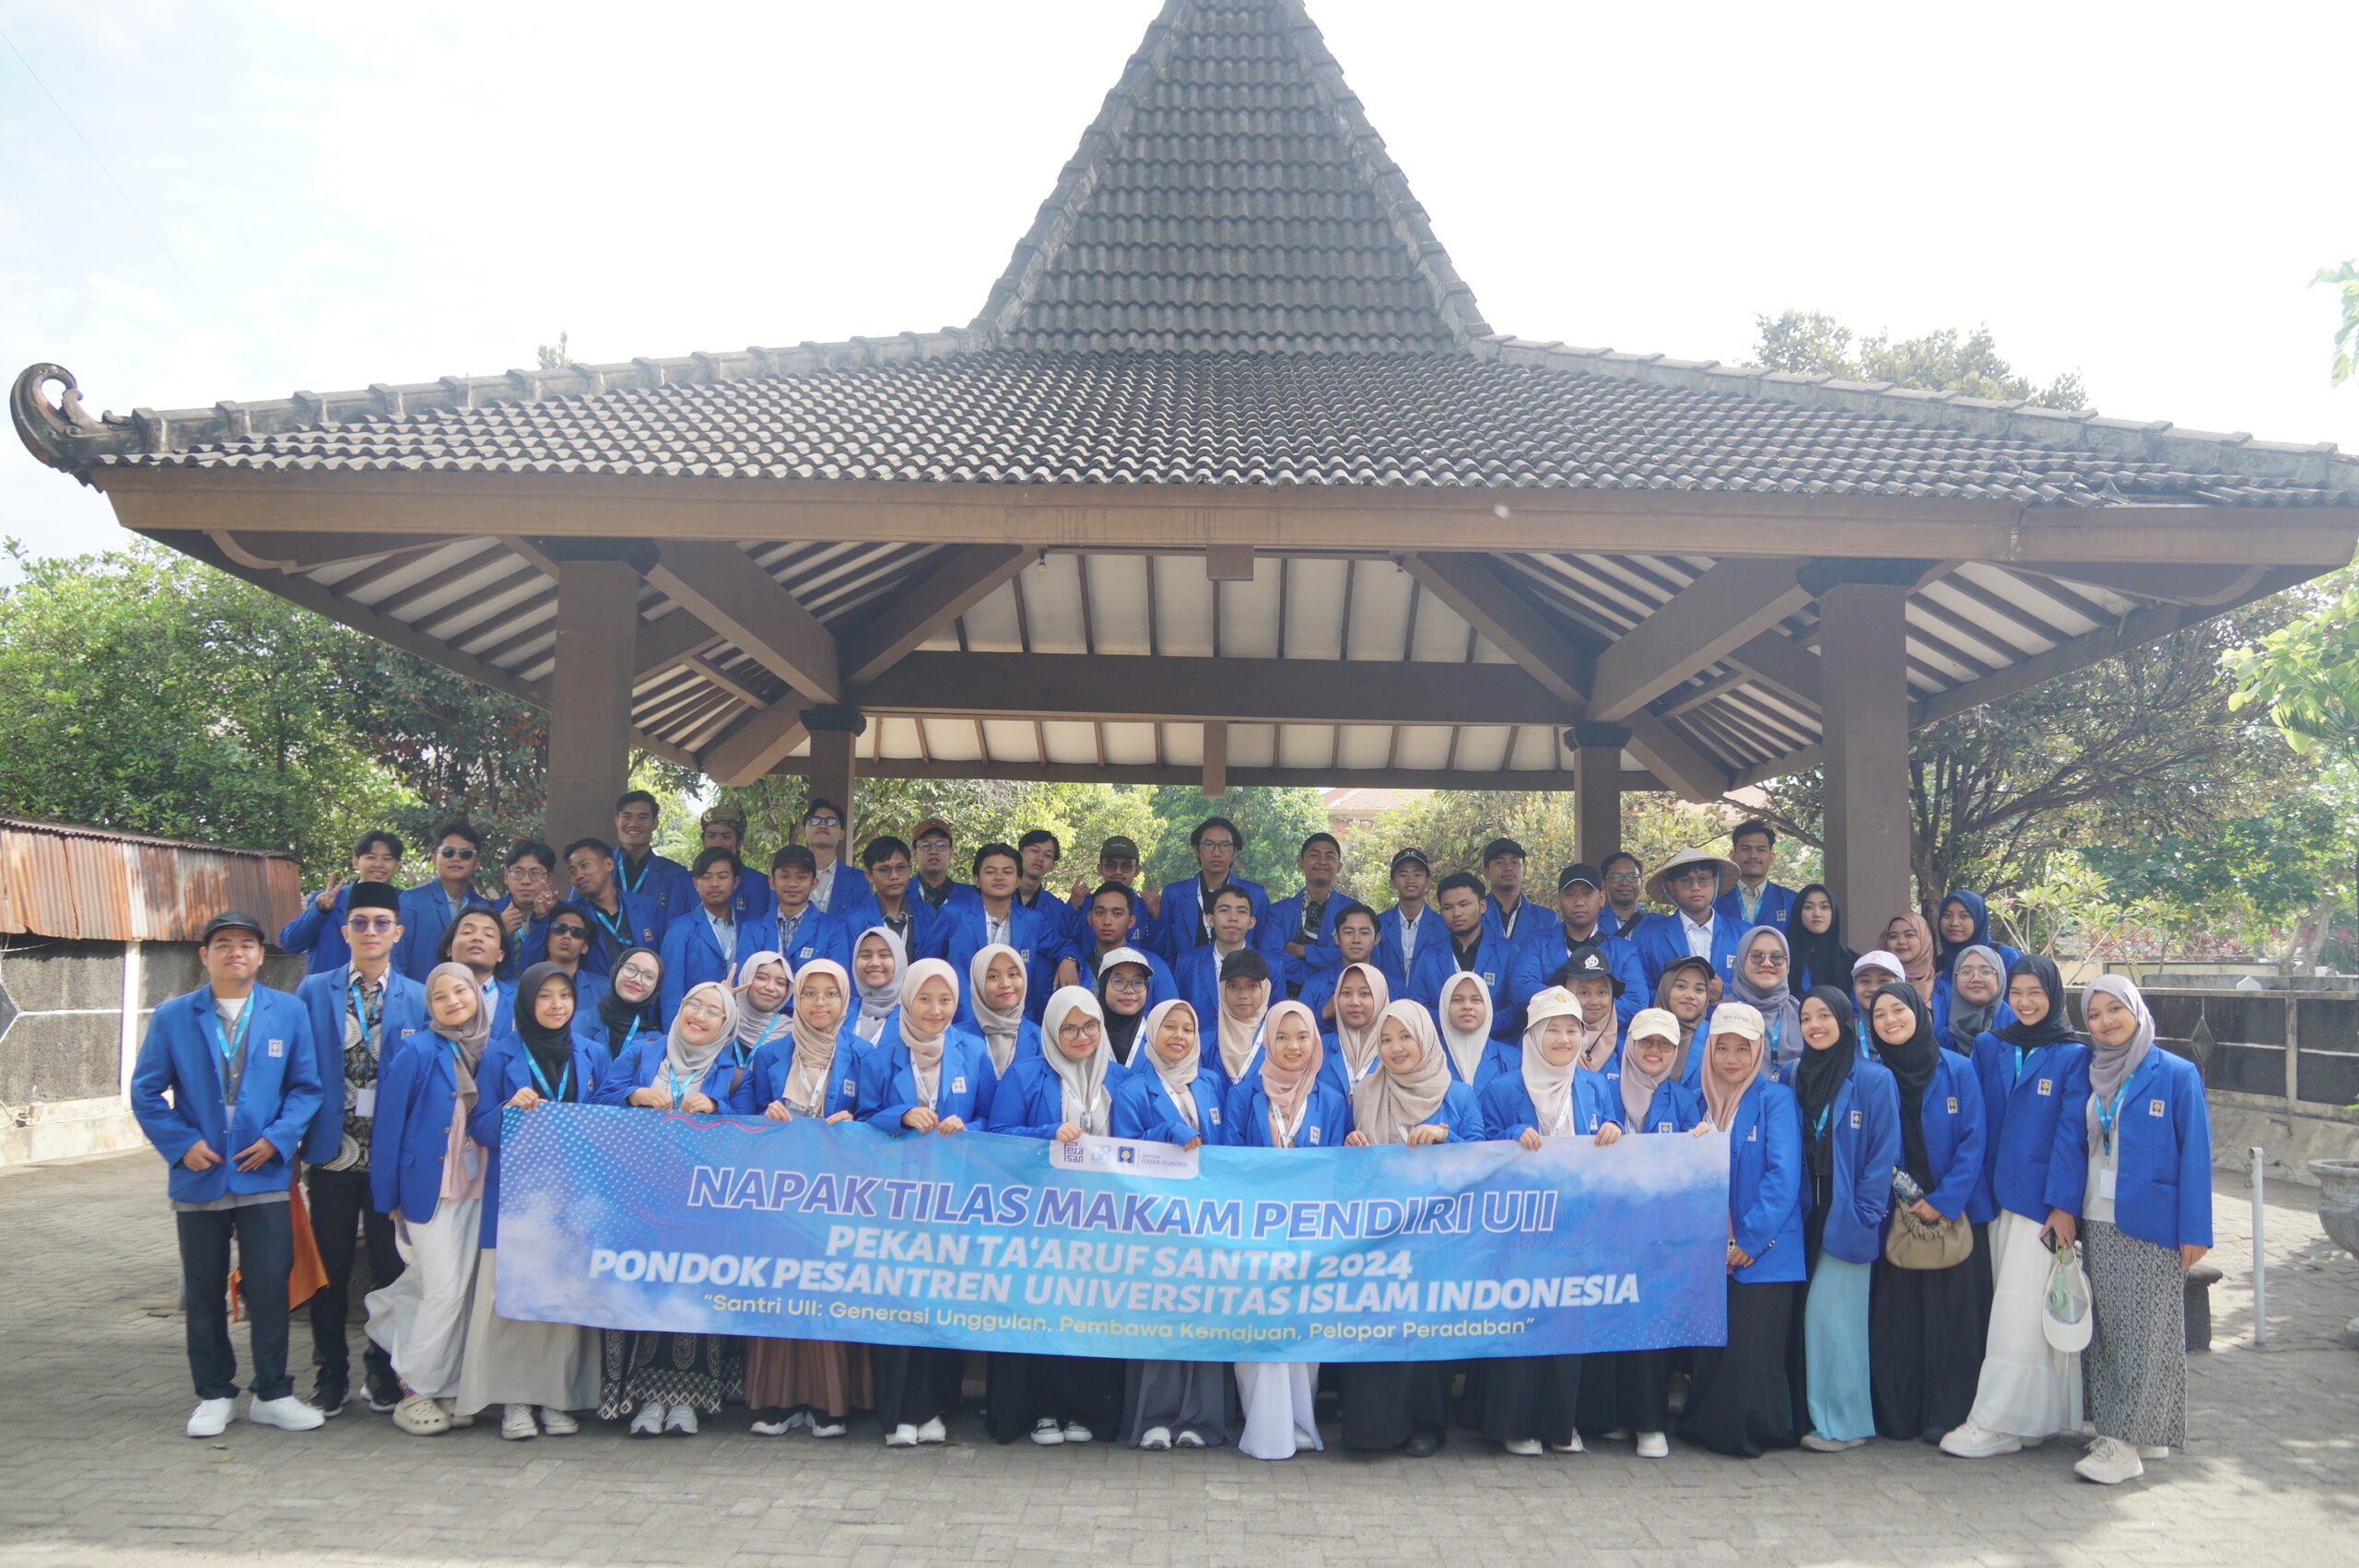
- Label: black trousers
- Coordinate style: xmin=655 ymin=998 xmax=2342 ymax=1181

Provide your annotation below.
xmin=303 ymin=1166 xmax=400 ymax=1381
xmin=178 ymin=1203 xmax=294 ymax=1401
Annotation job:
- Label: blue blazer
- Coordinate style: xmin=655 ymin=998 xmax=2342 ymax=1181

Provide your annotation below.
xmin=2075 ymin=1047 xmax=2212 ymax=1250
xmin=832 ymin=896 xmax=950 ymax=964
xmin=1714 ymin=881 xmax=1798 ymax=933
xmin=1071 ymin=943 xmax=1179 ymax=1013
xmin=294 ymin=966 xmax=430 ymax=1163
xmin=464 ymin=1032 xmax=604 ymax=1245
xmin=1776 ymin=1056 xmax=1902 ymax=1265
xmin=591 ymin=1027 xmax=745 ymax=1109
xmin=1222 ymin=1077 xmax=1353 ymax=1149
xmin=741 ymin=902 xmax=854 ymax=977
xmin=662 ymin=857 xmax=775 ymax=927
xmin=570 ymin=1013 xmax=657 ymax=1067
xmin=984 ymin=1054 xmax=1103 ymax=1141
xmin=392 ymin=883 xmax=498 ymax=981
xmin=614 ymin=848 xmax=689 ymax=909
xmin=1154 ymin=874 xmax=1275 ymax=962
xmin=853 ymin=1024 xmax=997 ymax=1133
xmin=1481 ymin=894 xmax=1562 ymax=962
xmin=1371 ymin=906 xmax=1430 ymax=995
xmin=814 ymin=861 xmax=872 ymax=919
xmin=563 ymin=890 xmax=665 ymax=977
xmin=911 ymin=878 xmax=982 ymax=919
xmin=1377 ymin=1081 xmax=1488 ymax=1143
xmin=1631 ymin=911 xmax=1744 ymax=994
xmin=745 ymin=1023 xmax=867 ymax=1121
xmin=1175 ymin=944 xmax=1266 ymax=1039
xmin=1722 ymin=1078 xmax=1807 ymax=1283
xmin=937 ymin=900 xmax=1062 ymax=1024
xmin=659 ymin=907 xmax=743 ymax=1024
xmin=1903 ymin=1050 xmax=1989 ymax=1223
xmin=1631 ymin=1079 xmax=1708 ymax=1135
xmin=1408 ymin=932 xmax=1520 ymax=1038
xmin=280 ymin=883 xmax=407 ymax=975
xmin=1015 ymin=885 xmax=1082 ymax=949
xmin=1266 ymin=888 xmax=1346 ymax=989
xmin=131 ymin=986 xmax=321 ymax=1206
xmin=1476 ymin=1066 xmax=1621 ymax=1140
xmin=368 ymin=1031 xmax=484 ymax=1223
xmin=1507 ymin=928 xmax=1646 ymax=1031
xmin=1110 ymin=1070 xmax=1227 ymax=1147
xmin=1967 ymin=1031 xmax=2092 ymax=1225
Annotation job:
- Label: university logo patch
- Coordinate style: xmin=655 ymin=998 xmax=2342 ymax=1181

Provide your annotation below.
xmin=952 ymin=1076 xmax=968 ymax=1094
xmin=2149 ymin=1099 xmax=2165 ymax=1117
xmin=2036 ymin=1079 xmax=2052 ymax=1095
xmin=267 ymin=1038 xmax=285 ymax=1057
xmin=1849 ymin=1110 xmax=1861 ymax=1129
xmin=1947 ymin=1096 xmax=1959 ymax=1114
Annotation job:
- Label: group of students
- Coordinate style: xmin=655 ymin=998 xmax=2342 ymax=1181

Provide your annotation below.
xmin=134 ymin=806 xmax=2212 ymax=1486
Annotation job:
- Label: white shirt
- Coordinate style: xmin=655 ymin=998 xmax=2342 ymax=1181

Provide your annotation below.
xmin=1682 ymin=911 xmax=1717 ymax=959
xmin=1736 ymin=880 xmax=1766 ymax=926
xmin=706 ymin=909 xmax=736 ymax=955
xmin=814 ymin=860 xmax=839 ymax=911
xmin=1396 ymin=908 xmax=1426 ymax=964
xmin=984 ymin=911 xmax=1012 ymax=949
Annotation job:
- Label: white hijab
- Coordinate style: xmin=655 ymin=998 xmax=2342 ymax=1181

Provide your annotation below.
xmin=1520 ymin=989 xmax=1585 ymax=1138
xmin=1141 ymin=999 xmax=1203 ymax=1129
xmin=1039 ymin=986 xmax=1113 ymax=1136
xmin=1438 ymin=971 xmax=1494 ymax=1085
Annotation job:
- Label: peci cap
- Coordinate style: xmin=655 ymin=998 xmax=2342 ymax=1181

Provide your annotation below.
xmin=199 ymin=910 xmax=268 ymax=946
xmin=699 ymin=802 xmax=748 ymax=831
xmin=346 ymin=882 xmax=401 ymax=916
xmin=1556 ymin=862 xmax=1602 ymax=894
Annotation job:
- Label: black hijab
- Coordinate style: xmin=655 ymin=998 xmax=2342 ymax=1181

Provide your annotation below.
xmin=1870 ymin=981 xmax=1940 ymax=1193
xmin=1794 ymin=986 xmax=1858 ymax=1211
xmin=1995 ymin=954 xmax=2076 ymax=1056
xmin=1786 ymin=883 xmax=1859 ymax=996
xmin=1099 ymin=970 xmax=1148 ymax=1067
xmin=515 ymin=963 xmax=580 ymax=1101
xmin=597 ymin=945 xmax=663 ymax=1042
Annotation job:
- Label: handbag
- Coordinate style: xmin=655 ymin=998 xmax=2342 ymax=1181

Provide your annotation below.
xmin=2042 ymin=1242 xmax=2094 ymax=1352
xmin=1884 ymin=1203 xmax=1974 ymax=1270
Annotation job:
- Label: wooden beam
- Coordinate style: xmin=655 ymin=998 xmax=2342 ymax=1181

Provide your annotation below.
xmin=209 ymin=529 xmax=460 ymax=573
xmin=646 ymin=541 xmax=842 ymax=701
xmin=1398 ymin=552 xmax=1593 ymax=706
xmin=683 ymin=655 xmax=770 ymax=710
xmin=632 ymin=611 xmax=724 ymax=681
xmin=701 ymin=704 xmax=811 ymax=790
xmin=1201 ymin=720 xmax=1227 ymax=797
xmin=839 ymin=544 xmax=1034 ymax=686
xmin=2011 ymin=560 xmax=2271 ymax=607
xmin=1590 ymin=557 xmax=1812 ymax=721
xmin=1622 ymin=713 xmax=1732 ymax=803
xmin=1724 ymin=627 xmax=1824 ymax=708
xmin=762 ymin=755 xmax=1670 ymax=793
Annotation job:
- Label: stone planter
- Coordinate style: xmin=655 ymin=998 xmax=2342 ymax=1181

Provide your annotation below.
xmin=2311 ymin=1160 xmax=2359 ymax=1350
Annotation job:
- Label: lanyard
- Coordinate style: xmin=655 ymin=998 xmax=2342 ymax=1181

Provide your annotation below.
xmin=667 ymin=1065 xmax=692 ymax=1106
xmin=204 ymin=996 xmax=255 ymax=1104
xmin=588 ymin=900 xmax=629 ymax=948
xmin=527 ymin=1050 xmax=573 ymax=1102
xmin=346 ymin=976 xmax=383 ymax=1040
xmin=617 ymin=852 xmax=650 ymax=895
xmin=2095 ymin=1084 xmax=2128 ymax=1155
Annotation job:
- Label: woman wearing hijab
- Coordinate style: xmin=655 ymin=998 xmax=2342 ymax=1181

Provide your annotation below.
xmin=984 ymin=987 xmax=1126 ymax=1445
xmin=722 ymin=951 xmax=792 ymax=1112
xmin=1467 ymin=986 xmax=1624 ymax=1457
xmin=744 ymin=957 xmax=872 ymax=1438
xmin=459 ymin=964 xmax=604 ymax=1439
xmin=1200 ymin=947 xmax=1273 ymax=1098
xmin=1881 ymin=914 xmax=1939 ymax=1010
xmin=1096 ymin=947 xmax=1157 ymax=1071
xmin=1943 ymin=954 xmax=2093 ymax=1461
xmin=366 ymin=964 xmax=494 ymax=1436
xmin=1226 ymin=1000 xmax=1332 ymax=1460
xmin=1675 ymin=1001 xmax=1805 ymax=1457
xmin=1438 ymin=970 xmax=1497 ymax=1088
xmin=1325 ymin=961 xmax=1391 ymax=1090
xmin=1937 ymin=943 xmax=2008 ymax=1057
xmin=1787 ymin=884 xmax=1858 ymax=997
xmin=1653 ymin=954 xmax=1717 ymax=1088
xmin=1862 ymin=982 xmax=1990 ymax=1445
xmin=1934 ymin=891 xmax=2023 ymax=978
xmin=850 ymin=926 xmax=908 ymax=1046
xmin=1731 ymin=926 xmax=1803 ymax=1070
xmin=1338 ymin=1001 xmax=1485 ymax=1457
xmin=594 ymin=980 xmax=745 ymax=1435
xmin=968 ymin=942 xmax=1040 ymax=1075
xmin=851 ymin=956 xmax=994 ymax=1446
xmin=2066 ymin=976 xmax=2209 ymax=1486
xmin=1779 ymin=987 xmax=1897 ymax=1453
xmin=1574 ymin=1006 xmax=1703 ymax=1457
xmin=578 ymin=945 xmax=663 ymax=1065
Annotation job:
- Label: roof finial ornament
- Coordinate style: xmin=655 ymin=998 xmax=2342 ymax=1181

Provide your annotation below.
xmin=12 ymin=363 xmax=139 ymax=480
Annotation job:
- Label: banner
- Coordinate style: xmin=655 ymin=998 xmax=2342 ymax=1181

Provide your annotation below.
xmin=496 ymin=1105 xmax=1730 ymax=1363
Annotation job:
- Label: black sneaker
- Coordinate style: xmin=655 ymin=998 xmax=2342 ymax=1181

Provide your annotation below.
xmin=310 ymin=1372 xmax=350 ymax=1418
xmin=364 ymin=1367 xmax=401 ymax=1414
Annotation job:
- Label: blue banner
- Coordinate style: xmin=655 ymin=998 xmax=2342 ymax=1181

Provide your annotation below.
xmin=495 ymin=1105 xmax=1730 ymax=1363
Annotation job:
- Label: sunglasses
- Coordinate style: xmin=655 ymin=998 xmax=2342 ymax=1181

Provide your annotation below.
xmin=804 ymin=815 xmax=840 ymax=828
xmin=345 ymin=916 xmax=396 ymax=934
xmin=549 ymin=924 xmax=592 ymax=942
xmin=438 ymin=846 xmax=478 ymax=860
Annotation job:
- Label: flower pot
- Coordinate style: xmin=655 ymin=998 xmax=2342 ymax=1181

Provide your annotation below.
xmin=2311 ymin=1160 xmax=2359 ymax=1259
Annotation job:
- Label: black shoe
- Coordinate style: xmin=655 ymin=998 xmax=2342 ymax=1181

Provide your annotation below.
xmin=310 ymin=1372 xmax=349 ymax=1418
xmin=364 ymin=1367 xmax=401 ymax=1414
xmin=1402 ymin=1429 xmax=1443 ymax=1457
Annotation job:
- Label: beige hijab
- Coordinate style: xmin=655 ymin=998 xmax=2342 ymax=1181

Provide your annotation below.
xmin=1258 ymin=1000 xmax=1324 ymax=1143
xmin=1885 ymin=912 xmax=1938 ymax=1006
xmin=1142 ymin=1000 xmax=1203 ymax=1129
xmin=423 ymin=962 xmax=492 ymax=1115
xmin=1520 ymin=987 xmax=1586 ymax=1137
xmin=1618 ymin=1009 xmax=1685 ymax=1128
xmin=898 ymin=958 xmax=958 ymax=1101
xmin=1351 ymin=1000 xmax=1454 ymax=1147
xmin=661 ymin=980 xmax=741 ymax=1102
xmin=1699 ymin=1010 xmax=1767 ymax=1133
xmin=1330 ymin=961 xmax=1391 ymax=1082
xmin=779 ymin=958 xmax=851 ymax=1117
xmin=1215 ymin=968 xmax=1272 ymax=1082
xmin=968 ymin=942 xmax=1027 ymax=1074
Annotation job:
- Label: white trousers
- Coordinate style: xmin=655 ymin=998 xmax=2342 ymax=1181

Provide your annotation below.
xmin=1235 ymin=1361 xmax=1323 ymax=1461
xmin=1964 ymin=1210 xmax=2083 ymax=1439
xmin=364 ymin=1198 xmax=482 ymax=1399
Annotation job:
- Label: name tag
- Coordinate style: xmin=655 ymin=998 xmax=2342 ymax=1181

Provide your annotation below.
xmin=1849 ymin=1110 xmax=1861 ymax=1129
xmin=1746 ymin=1125 xmax=1757 ymax=1141
xmin=952 ymin=1076 xmax=968 ymax=1094
xmin=2148 ymin=1099 xmax=2165 ymax=1117
xmin=1946 ymin=1096 xmax=1958 ymax=1114
xmin=2036 ymin=1079 xmax=2052 ymax=1096
xmin=1308 ymin=1126 xmax=1322 ymax=1146
xmin=1208 ymin=1106 xmax=1222 ymax=1125
xmin=2098 ymin=1166 xmax=2118 ymax=1200
xmin=355 ymin=1086 xmax=377 ymax=1117
xmin=267 ymin=1038 xmax=285 ymax=1058
xmin=398 ymin=1027 xmax=417 ymax=1039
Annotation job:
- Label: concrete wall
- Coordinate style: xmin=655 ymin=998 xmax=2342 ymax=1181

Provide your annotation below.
xmin=2130 ymin=986 xmax=2359 ymax=1188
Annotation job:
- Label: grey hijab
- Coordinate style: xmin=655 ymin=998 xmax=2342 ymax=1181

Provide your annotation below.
xmin=2083 ymin=975 xmax=2156 ymax=1098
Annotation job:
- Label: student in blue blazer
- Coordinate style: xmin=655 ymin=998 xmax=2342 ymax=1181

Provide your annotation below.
xmin=431 ymin=907 xmax=515 ymax=1039
xmin=611 ymin=789 xmax=688 ymax=910
xmin=1175 ymin=884 xmax=1274 ymax=1036
xmin=1266 ymin=832 xmax=1347 ymax=994
xmin=590 ymin=977 xmax=744 ymax=1436
xmin=1631 ymin=848 xmax=1747 ymax=996
xmin=534 ymin=907 xmax=611 ymax=1022
xmin=660 ymin=803 xmax=775 ymax=928
xmin=1150 ymin=814 xmax=1270 ymax=963
xmin=368 ymin=963 xmax=499 ymax=1435
xmin=1780 ymin=987 xmax=1900 ymax=1453
xmin=2069 ymin=976 xmax=2211 ymax=1486
xmin=559 ymin=838 xmax=666 ymax=979
xmin=1713 ymin=820 xmax=1798 ymax=933
xmin=1200 ymin=948 xmax=1275 ymax=1102
xmin=573 ymin=946 xmax=663 ymax=1065
xmin=1373 ymin=847 xmax=1435 ymax=991
xmin=1320 ymin=960 xmax=1391 ymax=1096
xmin=1676 ymin=1001 xmax=1807 ymax=1457
xmin=1297 ymin=902 xmax=1384 ymax=1027
xmin=1113 ymin=1000 xmax=1225 ymax=1146
xmin=1934 ymin=890 xmax=2023 ymax=981
xmin=1931 ymin=942 xmax=2012 ymax=1056
xmin=968 ymin=942 xmax=1045 ymax=1077
xmin=280 ymin=830 xmax=405 ymax=975
xmin=748 ymin=846 xmax=855 ymax=977
xmin=490 ymin=839 xmax=565 ymax=976
xmin=717 ymin=951 xmax=795 ymax=1114
xmin=1945 ymin=954 xmax=2091 ymax=1459
xmin=1337 ymin=1001 xmax=1485 ymax=1457
xmin=1409 ymin=873 xmax=1520 ymax=1039
xmin=659 ymin=848 xmax=746 ymax=1027
xmin=1860 ymin=983 xmax=1989 ymax=1446
xmin=1053 ymin=883 xmax=1176 ymax=1001
xmin=393 ymin=821 xmax=497 ymax=980
xmin=750 ymin=958 xmax=864 ymax=1124
xmin=1435 ymin=970 xmax=1501 ymax=1089
xmin=1476 ymin=837 xmax=1562 ymax=965
xmin=461 ymin=963 xmax=604 ymax=1437
xmin=940 ymin=843 xmax=1062 ymax=1024
xmin=1508 ymin=864 xmax=1646 ymax=1032
xmin=130 ymin=911 xmax=325 ymax=1438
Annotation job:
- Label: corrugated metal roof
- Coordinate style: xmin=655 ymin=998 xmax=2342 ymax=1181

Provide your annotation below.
xmin=0 ymin=818 xmax=302 ymax=943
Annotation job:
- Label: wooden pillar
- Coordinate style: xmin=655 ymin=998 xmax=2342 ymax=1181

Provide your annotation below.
xmin=1812 ymin=562 xmax=1919 ymax=932
xmin=545 ymin=558 xmax=639 ymax=852
xmin=804 ymin=715 xmax=861 ymax=834
xmin=1572 ymin=722 xmax=1630 ymax=869
xmin=1201 ymin=720 xmax=1228 ymax=798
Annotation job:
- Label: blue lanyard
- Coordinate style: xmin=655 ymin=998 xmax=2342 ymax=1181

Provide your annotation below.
xmin=527 ymin=1050 xmax=573 ymax=1102
xmin=346 ymin=977 xmax=382 ymax=1038
xmin=204 ymin=996 xmax=254 ymax=1102
xmin=2095 ymin=1084 xmax=2127 ymax=1155
xmin=617 ymin=853 xmax=650 ymax=895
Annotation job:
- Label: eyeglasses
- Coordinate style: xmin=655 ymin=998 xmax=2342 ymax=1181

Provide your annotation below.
xmin=1104 ymin=974 xmax=1149 ymax=991
xmin=1603 ymin=871 xmax=1641 ymax=883
xmin=345 ymin=916 xmax=396 ymax=934
xmin=1747 ymin=952 xmax=1787 ymax=968
xmin=1197 ymin=839 xmax=1237 ymax=853
xmin=1058 ymin=1019 xmax=1104 ymax=1038
xmin=438 ymin=846 xmax=478 ymax=860
xmin=804 ymin=814 xmax=840 ymax=828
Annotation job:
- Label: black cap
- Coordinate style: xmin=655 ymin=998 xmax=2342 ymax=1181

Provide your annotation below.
xmin=1661 ymin=953 xmax=1716 ymax=984
xmin=1556 ymin=862 xmax=1602 ymax=894
xmin=1479 ymin=837 xmax=1526 ymax=865
xmin=1389 ymin=847 xmax=1431 ymax=873
xmin=1560 ymin=942 xmax=1625 ymax=996
xmin=1219 ymin=948 xmax=1272 ymax=985
xmin=1099 ymin=836 xmax=1141 ymax=861
xmin=347 ymin=882 xmax=402 ymax=915
xmin=770 ymin=845 xmax=817 ymax=872
xmin=199 ymin=910 xmax=268 ymax=945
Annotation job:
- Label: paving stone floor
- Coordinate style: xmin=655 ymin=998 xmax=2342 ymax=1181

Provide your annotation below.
xmin=3 ymin=1152 xmax=2353 ymax=1568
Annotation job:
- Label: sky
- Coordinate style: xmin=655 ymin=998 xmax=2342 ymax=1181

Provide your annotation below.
xmin=3 ymin=0 xmax=2354 ymax=572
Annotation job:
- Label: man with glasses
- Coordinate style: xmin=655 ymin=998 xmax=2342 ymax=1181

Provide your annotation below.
xmin=1600 ymin=852 xmax=1648 ymax=939
xmin=909 ymin=818 xmax=980 ymax=913
xmin=839 ymin=835 xmax=947 ymax=959
xmin=612 ymin=790 xmax=688 ymax=909
xmin=1150 ymin=816 xmax=1282 ymax=967
xmin=801 ymin=797 xmax=868 ymax=916
xmin=537 ymin=905 xmax=610 ymax=1012
xmin=295 ymin=882 xmax=427 ymax=1417
xmin=493 ymin=839 xmax=563 ymax=972
xmin=280 ymin=831 xmax=405 ymax=976
xmin=1630 ymin=847 xmax=1744 ymax=993
xmin=393 ymin=821 xmax=496 ymax=980
xmin=561 ymin=837 xmax=665 ymax=976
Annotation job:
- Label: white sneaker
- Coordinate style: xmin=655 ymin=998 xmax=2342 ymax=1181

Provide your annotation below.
xmin=2138 ymin=1444 xmax=2170 ymax=1459
xmin=539 ymin=1408 xmax=578 ymax=1435
xmin=1062 ymin=1422 xmax=1093 ymax=1444
xmin=1030 ymin=1417 xmax=1066 ymax=1445
xmin=1801 ymin=1433 xmax=1867 ymax=1452
xmin=247 ymin=1394 xmax=325 ymax=1432
xmin=628 ymin=1404 xmax=664 ymax=1437
xmin=2074 ymin=1436 xmax=2145 ymax=1485
xmin=663 ymin=1404 xmax=698 ymax=1435
xmin=1549 ymin=1432 xmax=1584 ymax=1454
xmin=1175 ymin=1430 xmax=1206 ymax=1448
xmin=500 ymin=1404 xmax=538 ymax=1441
xmin=916 ymin=1416 xmax=947 ymax=1444
xmin=1139 ymin=1426 xmax=1173 ymax=1450
xmin=186 ymin=1398 xmax=235 ymax=1438
xmin=751 ymin=1418 xmax=796 ymax=1436
xmin=809 ymin=1419 xmax=848 ymax=1438
xmin=1635 ymin=1431 xmax=1670 ymax=1458
xmin=885 ymin=1423 xmax=920 ymax=1447
xmin=1503 ymin=1438 xmax=1543 ymax=1457
xmin=1940 ymin=1422 xmax=2022 ymax=1458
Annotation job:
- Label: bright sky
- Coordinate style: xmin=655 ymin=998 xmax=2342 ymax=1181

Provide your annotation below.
xmin=4 ymin=1 xmax=2353 ymax=571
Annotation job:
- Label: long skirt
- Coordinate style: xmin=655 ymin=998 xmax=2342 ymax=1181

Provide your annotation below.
xmin=363 ymin=1197 xmax=481 ymax=1399
xmin=1576 ymin=1350 xmax=1671 ymax=1436
xmin=745 ymin=1336 xmax=874 ymax=1423
xmin=984 ymin=1352 xmax=1124 ymax=1443
xmin=455 ymin=1249 xmax=598 ymax=1414
xmin=1801 ymin=1256 xmax=1875 ymax=1442
xmin=872 ymin=1344 xmax=964 ymax=1429
xmin=1121 ymin=1359 xmax=1233 ymax=1447
xmin=1338 ymin=1359 xmax=1450 ymax=1451
xmin=1869 ymin=1240 xmax=1990 ymax=1440
xmin=1963 ymin=1211 xmax=2083 ymax=1439
xmin=1462 ymin=1353 xmax=1580 ymax=1447
xmin=598 ymin=1329 xmax=738 ymax=1420
xmin=2083 ymin=1220 xmax=2187 ymax=1447
xmin=1678 ymin=1279 xmax=1797 ymax=1457
xmin=1235 ymin=1361 xmax=1321 ymax=1460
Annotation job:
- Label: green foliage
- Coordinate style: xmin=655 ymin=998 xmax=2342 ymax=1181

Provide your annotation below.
xmin=2078 ymin=790 xmax=2356 ymax=929
xmin=1753 ymin=309 xmax=2087 ymax=410
xmin=1139 ymin=787 xmax=1330 ymax=900
xmin=2318 ymin=261 xmax=2359 ymax=387
xmin=2225 ymin=562 xmax=2359 ymax=761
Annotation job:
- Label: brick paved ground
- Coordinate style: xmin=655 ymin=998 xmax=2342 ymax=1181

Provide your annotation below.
xmin=2 ymin=1152 xmax=2353 ymax=1568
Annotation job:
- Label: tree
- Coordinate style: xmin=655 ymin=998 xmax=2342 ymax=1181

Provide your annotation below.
xmin=2318 ymin=261 xmax=2359 ymax=387
xmin=713 ymin=777 xmax=1162 ymax=881
xmin=1754 ymin=310 xmax=2086 ymax=409
xmin=1140 ymin=787 xmax=1330 ymax=900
